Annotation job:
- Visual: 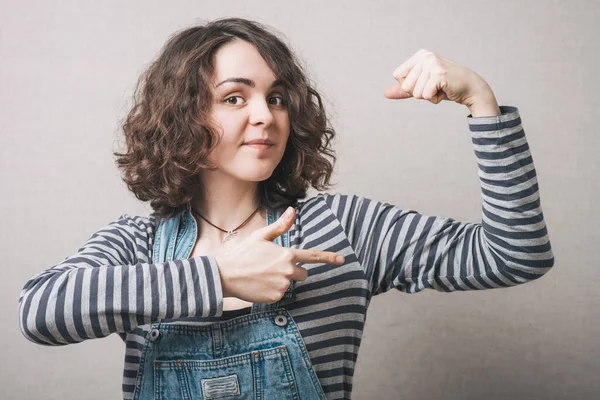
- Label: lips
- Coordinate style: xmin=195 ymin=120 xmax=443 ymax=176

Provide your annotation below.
xmin=243 ymin=143 xmax=274 ymax=151
xmin=244 ymin=139 xmax=274 ymax=145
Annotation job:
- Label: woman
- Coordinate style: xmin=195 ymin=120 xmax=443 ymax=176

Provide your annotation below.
xmin=18 ymin=17 xmax=554 ymax=400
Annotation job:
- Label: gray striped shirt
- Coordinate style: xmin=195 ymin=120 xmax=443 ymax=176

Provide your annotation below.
xmin=18 ymin=106 xmax=554 ymax=399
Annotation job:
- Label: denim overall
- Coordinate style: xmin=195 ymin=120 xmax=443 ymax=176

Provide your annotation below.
xmin=131 ymin=203 xmax=327 ymax=399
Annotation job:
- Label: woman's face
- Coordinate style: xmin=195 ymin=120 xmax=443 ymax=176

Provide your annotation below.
xmin=206 ymin=39 xmax=290 ymax=183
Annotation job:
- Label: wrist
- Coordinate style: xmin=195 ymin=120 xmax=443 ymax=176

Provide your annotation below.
xmin=467 ymin=94 xmax=501 ymax=117
xmin=214 ymin=254 xmax=232 ymax=298
xmin=464 ymin=78 xmax=501 ymax=117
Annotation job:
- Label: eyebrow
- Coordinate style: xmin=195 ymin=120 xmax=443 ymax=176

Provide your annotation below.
xmin=215 ymin=77 xmax=284 ymax=89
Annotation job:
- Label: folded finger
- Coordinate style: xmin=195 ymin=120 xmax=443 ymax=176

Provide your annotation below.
xmin=392 ymin=50 xmax=423 ymax=79
xmin=401 ymin=62 xmax=423 ymax=94
xmin=422 ymin=76 xmax=443 ymax=104
xmin=290 ymin=265 xmax=308 ymax=281
xmin=412 ymin=70 xmax=430 ymax=99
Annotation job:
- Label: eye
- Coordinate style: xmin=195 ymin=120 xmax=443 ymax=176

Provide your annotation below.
xmin=269 ymin=96 xmax=287 ymax=106
xmin=224 ymin=96 xmax=244 ymax=105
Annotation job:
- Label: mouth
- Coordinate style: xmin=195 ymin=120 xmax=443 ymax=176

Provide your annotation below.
xmin=243 ymin=143 xmax=274 ymax=151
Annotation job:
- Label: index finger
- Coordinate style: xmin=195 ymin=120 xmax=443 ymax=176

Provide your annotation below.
xmin=393 ymin=49 xmax=427 ymax=80
xmin=291 ymin=248 xmax=345 ymax=265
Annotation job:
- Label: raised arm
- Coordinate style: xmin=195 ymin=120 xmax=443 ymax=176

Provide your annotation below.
xmin=323 ymin=105 xmax=553 ymax=296
xmin=18 ymin=215 xmax=224 ymax=346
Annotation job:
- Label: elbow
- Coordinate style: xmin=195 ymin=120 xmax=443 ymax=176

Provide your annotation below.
xmin=19 ymin=327 xmax=62 ymax=347
xmin=18 ymin=314 xmax=59 ymax=347
xmin=501 ymin=248 xmax=555 ymax=285
xmin=494 ymin=227 xmax=556 ymax=284
xmin=18 ymin=292 xmax=67 ymax=347
xmin=530 ymin=234 xmax=556 ymax=278
xmin=537 ymin=251 xmax=555 ymax=278
xmin=531 ymin=240 xmax=556 ymax=278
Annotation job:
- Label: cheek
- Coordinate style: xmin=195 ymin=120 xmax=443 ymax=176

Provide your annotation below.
xmin=213 ymin=115 xmax=245 ymax=142
xmin=207 ymin=126 xmax=241 ymax=163
xmin=278 ymin=115 xmax=291 ymax=138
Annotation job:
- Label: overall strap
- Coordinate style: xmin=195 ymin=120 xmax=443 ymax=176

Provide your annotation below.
xmin=152 ymin=216 xmax=180 ymax=265
xmin=152 ymin=215 xmax=181 ymax=327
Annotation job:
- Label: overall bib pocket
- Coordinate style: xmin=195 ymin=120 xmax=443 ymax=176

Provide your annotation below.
xmin=153 ymin=345 xmax=299 ymax=400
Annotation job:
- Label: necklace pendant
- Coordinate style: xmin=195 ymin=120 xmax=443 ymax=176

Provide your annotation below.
xmin=223 ymin=230 xmax=238 ymax=243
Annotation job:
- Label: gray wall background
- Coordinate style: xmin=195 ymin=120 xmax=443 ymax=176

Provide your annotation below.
xmin=2 ymin=0 xmax=598 ymax=399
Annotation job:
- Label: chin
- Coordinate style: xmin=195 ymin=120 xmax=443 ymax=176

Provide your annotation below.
xmin=221 ymin=157 xmax=283 ymax=182
xmin=235 ymin=167 xmax=277 ymax=182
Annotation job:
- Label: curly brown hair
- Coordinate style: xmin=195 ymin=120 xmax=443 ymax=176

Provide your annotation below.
xmin=114 ymin=17 xmax=337 ymax=219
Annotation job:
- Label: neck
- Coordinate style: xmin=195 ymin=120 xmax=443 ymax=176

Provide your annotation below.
xmin=191 ymin=171 xmax=265 ymax=241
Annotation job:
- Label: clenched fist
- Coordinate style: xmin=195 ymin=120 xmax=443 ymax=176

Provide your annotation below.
xmin=384 ymin=49 xmax=497 ymax=109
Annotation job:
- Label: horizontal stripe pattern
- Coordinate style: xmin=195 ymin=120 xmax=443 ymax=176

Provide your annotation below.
xmin=17 ymin=105 xmax=554 ymax=400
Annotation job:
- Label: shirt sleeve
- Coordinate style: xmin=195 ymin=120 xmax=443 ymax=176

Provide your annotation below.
xmin=322 ymin=105 xmax=554 ymax=296
xmin=18 ymin=215 xmax=224 ymax=346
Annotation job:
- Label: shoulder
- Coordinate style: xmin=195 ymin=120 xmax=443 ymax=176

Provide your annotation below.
xmin=295 ymin=192 xmax=399 ymax=228
xmin=101 ymin=213 xmax=159 ymax=241
xmin=297 ymin=192 xmax=376 ymax=209
xmin=295 ymin=192 xmax=366 ymax=219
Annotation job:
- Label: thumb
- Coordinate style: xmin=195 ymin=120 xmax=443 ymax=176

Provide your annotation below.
xmin=260 ymin=206 xmax=295 ymax=242
xmin=384 ymin=84 xmax=413 ymax=100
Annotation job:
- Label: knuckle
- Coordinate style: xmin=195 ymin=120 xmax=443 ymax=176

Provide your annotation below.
xmin=283 ymin=265 xmax=295 ymax=278
xmin=424 ymin=52 xmax=437 ymax=62
xmin=283 ymin=249 xmax=295 ymax=262
xmin=311 ymin=250 xmax=321 ymax=262
xmin=432 ymin=66 xmax=446 ymax=75
xmin=270 ymin=290 xmax=283 ymax=303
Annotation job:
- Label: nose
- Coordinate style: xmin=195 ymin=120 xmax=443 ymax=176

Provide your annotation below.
xmin=248 ymin=98 xmax=274 ymax=127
